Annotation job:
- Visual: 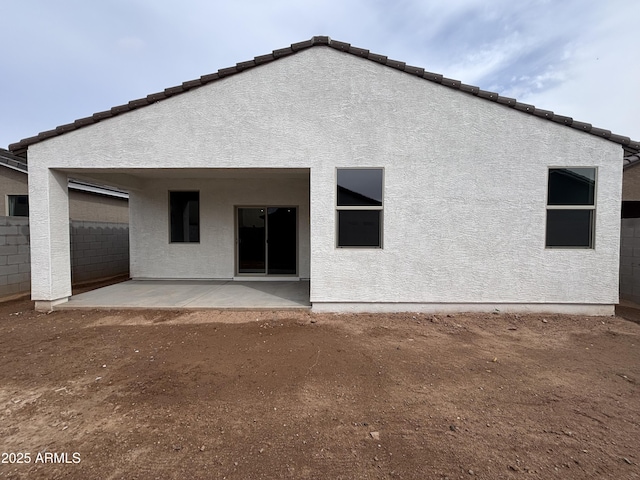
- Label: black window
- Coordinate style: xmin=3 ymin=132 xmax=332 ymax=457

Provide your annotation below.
xmin=336 ymin=168 xmax=383 ymax=248
xmin=622 ymin=201 xmax=640 ymax=219
xmin=546 ymin=168 xmax=595 ymax=248
xmin=8 ymin=195 xmax=29 ymax=217
xmin=170 ymin=191 xmax=199 ymax=243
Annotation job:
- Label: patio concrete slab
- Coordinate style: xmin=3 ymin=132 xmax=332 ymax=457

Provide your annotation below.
xmin=58 ymin=280 xmax=311 ymax=309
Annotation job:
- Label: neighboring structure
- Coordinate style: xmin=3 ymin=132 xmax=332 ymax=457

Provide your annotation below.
xmin=0 ymin=148 xmax=129 ymax=299
xmin=0 ymin=148 xmax=129 ymax=222
xmin=8 ymin=36 xmax=640 ymax=313
xmin=619 ymin=153 xmax=640 ymax=304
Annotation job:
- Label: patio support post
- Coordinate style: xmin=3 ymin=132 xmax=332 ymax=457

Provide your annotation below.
xmin=29 ymin=167 xmax=72 ymax=311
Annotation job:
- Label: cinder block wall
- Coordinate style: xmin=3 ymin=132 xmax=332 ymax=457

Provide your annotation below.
xmin=70 ymin=221 xmax=129 ymax=284
xmin=620 ymin=218 xmax=640 ymax=304
xmin=0 ymin=217 xmax=31 ymax=297
xmin=0 ymin=217 xmax=129 ymax=299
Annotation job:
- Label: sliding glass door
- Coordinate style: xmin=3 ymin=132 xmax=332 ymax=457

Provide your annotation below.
xmin=237 ymin=207 xmax=297 ymax=275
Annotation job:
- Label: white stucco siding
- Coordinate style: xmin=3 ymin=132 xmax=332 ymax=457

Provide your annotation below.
xmin=27 ymin=166 xmax=71 ymax=304
xmin=26 ymin=46 xmax=622 ymax=306
xmin=311 ymin=138 xmax=622 ymax=305
xmin=130 ymin=176 xmax=309 ymax=279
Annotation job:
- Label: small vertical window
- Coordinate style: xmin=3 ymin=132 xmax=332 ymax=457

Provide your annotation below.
xmin=8 ymin=195 xmax=29 ymax=217
xmin=546 ymin=168 xmax=596 ymax=248
xmin=170 ymin=191 xmax=199 ymax=243
xmin=336 ymin=168 xmax=383 ymax=247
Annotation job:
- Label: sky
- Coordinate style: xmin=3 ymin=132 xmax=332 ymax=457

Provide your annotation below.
xmin=1 ymin=0 xmax=639 ymax=149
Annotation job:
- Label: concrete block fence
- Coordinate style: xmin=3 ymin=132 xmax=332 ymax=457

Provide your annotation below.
xmin=0 ymin=216 xmax=129 ymax=299
xmin=620 ymin=218 xmax=640 ymax=304
xmin=70 ymin=221 xmax=129 ymax=283
xmin=0 ymin=217 xmax=31 ymax=298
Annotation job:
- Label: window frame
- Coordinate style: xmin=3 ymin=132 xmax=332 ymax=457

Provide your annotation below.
xmin=545 ymin=167 xmax=597 ymax=249
xmin=168 ymin=190 xmax=200 ymax=244
xmin=335 ymin=167 xmax=384 ymax=249
xmin=7 ymin=195 xmax=29 ymax=217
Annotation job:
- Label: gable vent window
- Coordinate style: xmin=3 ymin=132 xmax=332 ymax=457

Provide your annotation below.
xmin=8 ymin=195 xmax=29 ymax=217
xmin=336 ymin=168 xmax=383 ymax=248
xmin=169 ymin=191 xmax=200 ymax=243
xmin=546 ymin=168 xmax=596 ymax=248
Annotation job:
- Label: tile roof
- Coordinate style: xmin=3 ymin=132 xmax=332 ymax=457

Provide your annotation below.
xmin=624 ymin=152 xmax=640 ymax=169
xmin=8 ymin=36 xmax=640 ymax=155
xmin=0 ymin=148 xmax=28 ymax=172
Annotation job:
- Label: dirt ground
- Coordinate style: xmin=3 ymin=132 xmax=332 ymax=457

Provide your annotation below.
xmin=1 ymin=296 xmax=639 ymax=480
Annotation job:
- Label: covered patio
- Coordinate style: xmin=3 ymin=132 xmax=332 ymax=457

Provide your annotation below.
xmin=57 ymin=280 xmax=310 ymax=310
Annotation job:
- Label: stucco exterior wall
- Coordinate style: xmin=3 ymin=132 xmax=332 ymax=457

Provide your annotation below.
xmin=68 ymin=191 xmax=129 ymax=223
xmin=130 ymin=176 xmax=309 ymax=279
xmin=623 ymin=165 xmax=640 ymax=201
xmin=26 ymin=46 xmax=623 ymax=308
xmin=0 ymin=168 xmax=28 ymax=215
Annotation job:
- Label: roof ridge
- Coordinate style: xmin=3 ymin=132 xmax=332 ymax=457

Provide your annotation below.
xmin=8 ymin=36 xmax=640 ymax=154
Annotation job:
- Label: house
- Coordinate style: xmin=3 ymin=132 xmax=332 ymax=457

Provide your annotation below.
xmin=8 ymin=36 xmax=640 ymax=313
xmin=622 ymin=152 xmax=640 ymax=217
xmin=0 ymin=148 xmax=129 ymax=222
xmin=619 ymin=152 xmax=640 ymax=304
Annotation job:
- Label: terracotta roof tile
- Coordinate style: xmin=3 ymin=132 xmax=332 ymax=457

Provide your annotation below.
xmin=550 ymin=114 xmax=573 ymax=125
xmin=330 ymin=40 xmax=350 ymax=52
xmin=291 ymin=39 xmax=314 ymax=51
xmin=385 ymin=59 xmax=406 ymax=71
xmin=348 ymin=46 xmax=369 ymax=57
xmin=8 ymin=36 xmax=640 ymax=155
xmin=217 ymin=66 xmax=237 ymax=77
xmin=73 ymin=117 xmax=95 ymax=127
xmin=571 ymin=121 xmax=592 ymax=132
xmin=199 ymin=72 xmax=219 ymax=83
xmin=272 ymin=47 xmax=293 ymax=58
xmin=499 ymin=97 xmax=517 ymax=107
xmin=181 ymin=79 xmax=203 ymax=89
xmin=611 ymin=133 xmax=632 ymax=145
xmin=532 ymin=108 xmax=553 ymax=119
xmin=590 ymin=127 xmax=611 ymax=139
xmin=441 ymin=78 xmax=461 ymax=88
xmin=514 ymin=102 xmax=535 ymax=113
xmin=128 ymin=98 xmax=151 ymax=108
xmin=423 ymin=71 xmax=443 ymax=83
xmin=146 ymin=92 xmax=166 ymax=102
xmin=235 ymin=60 xmax=255 ymax=71
xmin=253 ymin=53 xmax=274 ymax=65
xmin=459 ymin=84 xmax=479 ymax=95
xmin=367 ymin=52 xmax=388 ymax=64
xmin=404 ymin=65 xmax=425 ymax=76
xmin=110 ymin=104 xmax=131 ymax=114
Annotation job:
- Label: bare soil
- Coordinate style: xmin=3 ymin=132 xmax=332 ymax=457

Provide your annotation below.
xmin=1 ymin=297 xmax=639 ymax=480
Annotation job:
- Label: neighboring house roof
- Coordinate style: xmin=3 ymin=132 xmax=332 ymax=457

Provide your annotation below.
xmin=0 ymin=148 xmax=129 ymax=199
xmin=0 ymin=148 xmax=28 ymax=173
xmin=8 ymin=36 xmax=640 ymax=156
xmin=624 ymin=151 xmax=640 ymax=170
